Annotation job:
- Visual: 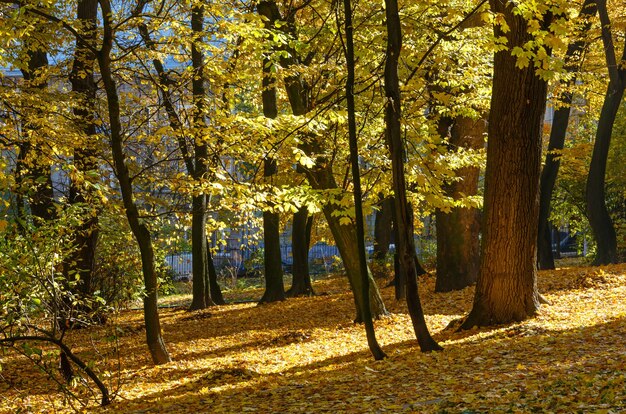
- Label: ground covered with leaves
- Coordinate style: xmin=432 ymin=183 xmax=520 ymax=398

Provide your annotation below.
xmin=1 ymin=262 xmax=625 ymax=413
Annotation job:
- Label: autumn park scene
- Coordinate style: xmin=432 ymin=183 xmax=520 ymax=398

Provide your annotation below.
xmin=1 ymin=0 xmax=625 ymax=412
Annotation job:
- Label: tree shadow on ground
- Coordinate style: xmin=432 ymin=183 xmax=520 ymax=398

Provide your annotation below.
xmin=105 ymin=316 xmax=626 ymax=413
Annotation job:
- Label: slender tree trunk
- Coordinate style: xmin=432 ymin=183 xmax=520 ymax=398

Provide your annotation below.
xmin=257 ymin=0 xmax=387 ymax=318
xmin=372 ymin=196 xmax=393 ymax=264
xmin=98 ymin=0 xmax=170 ymax=364
xmin=207 ymin=244 xmax=225 ymax=304
xmin=538 ymin=0 xmax=597 ymax=269
xmin=435 ymin=117 xmax=484 ymax=292
xmin=287 ymin=206 xmax=315 ymax=297
xmin=188 ymin=4 xmax=211 ymax=310
xmin=586 ymin=0 xmax=624 ymax=265
xmin=384 ymin=0 xmax=441 ymax=351
xmin=138 ymin=21 xmax=225 ymax=304
xmin=460 ymin=1 xmax=551 ymax=329
xmin=343 ymin=0 xmax=385 ymax=360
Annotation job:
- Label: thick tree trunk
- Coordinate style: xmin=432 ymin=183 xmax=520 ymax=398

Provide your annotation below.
xmin=257 ymin=0 xmax=386 ymax=317
xmin=67 ymin=0 xmax=100 ymax=299
xmin=585 ymin=0 xmax=624 ymax=265
xmin=257 ymin=21 xmax=285 ymax=303
xmin=98 ymin=0 xmax=170 ymax=364
xmin=188 ymin=4 xmax=211 ymax=310
xmin=287 ymin=206 xmax=314 ymax=297
xmin=384 ymin=0 xmax=441 ymax=351
xmin=435 ymin=117 xmax=483 ymax=292
xmin=260 ymin=209 xmax=286 ymax=303
xmin=460 ymin=0 xmax=550 ymax=329
xmin=538 ymin=0 xmax=597 ymax=270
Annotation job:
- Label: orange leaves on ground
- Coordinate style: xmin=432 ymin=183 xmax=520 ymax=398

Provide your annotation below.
xmin=1 ymin=263 xmax=626 ymax=413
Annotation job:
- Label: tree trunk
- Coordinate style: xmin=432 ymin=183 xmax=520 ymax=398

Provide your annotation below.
xmin=188 ymin=4 xmax=210 ymax=310
xmin=18 ymin=46 xmax=55 ymax=224
xmin=287 ymin=206 xmax=314 ymax=297
xmin=460 ymin=0 xmax=550 ymax=329
xmin=538 ymin=0 xmax=597 ymax=270
xmin=435 ymin=117 xmax=483 ymax=292
xmin=67 ymin=0 xmax=100 ymax=315
xmin=139 ymin=17 xmax=225 ymax=305
xmin=260 ymin=209 xmax=286 ymax=303
xmin=190 ymin=194 xmax=211 ymax=309
xmin=343 ymin=0 xmax=385 ymax=360
xmin=257 ymin=0 xmax=386 ymax=316
xmin=206 ymin=242 xmax=225 ymax=304
xmin=316 ymin=173 xmax=388 ymax=320
xmin=257 ymin=19 xmax=285 ymax=303
xmin=384 ymin=0 xmax=441 ymax=351
xmin=585 ymin=0 xmax=624 ymax=265
xmin=372 ymin=196 xmax=393 ymax=264
xmin=98 ymin=0 xmax=170 ymax=364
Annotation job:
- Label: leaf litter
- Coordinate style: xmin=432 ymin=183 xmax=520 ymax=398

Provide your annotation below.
xmin=1 ymin=263 xmax=625 ymax=413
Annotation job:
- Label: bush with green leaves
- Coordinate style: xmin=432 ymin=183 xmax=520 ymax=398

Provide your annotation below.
xmin=0 ymin=213 xmax=113 ymax=407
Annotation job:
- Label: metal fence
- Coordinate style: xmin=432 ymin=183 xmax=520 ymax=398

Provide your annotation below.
xmin=164 ymin=242 xmax=342 ymax=280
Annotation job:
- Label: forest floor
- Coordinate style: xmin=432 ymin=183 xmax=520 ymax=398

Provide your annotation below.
xmin=1 ymin=261 xmax=626 ymax=413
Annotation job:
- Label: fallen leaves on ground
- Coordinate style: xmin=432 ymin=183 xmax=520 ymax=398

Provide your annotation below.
xmin=1 ymin=263 xmax=625 ymax=413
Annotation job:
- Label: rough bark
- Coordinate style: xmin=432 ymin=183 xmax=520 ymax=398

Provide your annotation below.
xmin=384 ymin=0 xmax=441 ymax=351
xmin=435 ymin=117 xmax=484 ymax=292
xmin=98 ymin=0 xmax=170 ymax=364
xmin=538 ymin=0 xmax=597 ymax=269
xmin=257 ymin=0 xmax=387 ymax=318
xmin=287 ymin=206 xmax=314 ymax=297
xmin=585 ymin=0 xmax=624 ymax=265
xmin=188 ymin=4 xmax=211 ymax=310
xmin=460 ymin=0 xmax=550 ymax=329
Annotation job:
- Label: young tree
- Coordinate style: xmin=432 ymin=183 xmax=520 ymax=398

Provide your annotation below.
xmin=537 ymin=0 xmax=597 ymax=269
xmin=97 ymin=0 xmax=170 ymax=363
xmin=372 ymin=196 xmax=393 ymax=268
xmin=257 ymin=0 xmax=387 ymax=319
xmin=460 ymin=0 xmax=554 ymax=328
xmin=136 ymin=11 xmax=225 ymax=306
xmin=343 ymin=0 xmax=385 ymax=360
xmin=384 ymin=0 xmax=441 ymax=351
xmin=585 ymin=0 xmax=625 ymax=265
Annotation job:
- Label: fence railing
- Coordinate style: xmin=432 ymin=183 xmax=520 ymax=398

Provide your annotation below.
xmin=164 ymin=242 xmax=343 ymax=280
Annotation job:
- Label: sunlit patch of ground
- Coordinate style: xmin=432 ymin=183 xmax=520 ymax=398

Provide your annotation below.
xmin=1 ymin=263 xmax=625 ymax=413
